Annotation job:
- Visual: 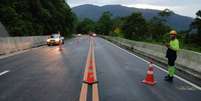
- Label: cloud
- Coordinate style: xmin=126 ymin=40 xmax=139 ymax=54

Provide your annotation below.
xmin=125 ymin=4 xmax=173 ymax=10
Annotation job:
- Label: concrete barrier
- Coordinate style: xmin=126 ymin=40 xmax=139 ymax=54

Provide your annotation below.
xmin=0 ymin=36 xmax=48 ymax=55
xmin=101 ymin=36 xmax=201 ymax=79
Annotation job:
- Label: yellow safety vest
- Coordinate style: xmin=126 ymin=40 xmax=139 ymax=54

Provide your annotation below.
xmin=170 ymin=39 xmax=179 ymax=51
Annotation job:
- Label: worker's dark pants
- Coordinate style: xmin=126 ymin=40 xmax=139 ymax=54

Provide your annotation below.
xmin=167 ymin=58 xmax=176 ymax=77
xmin=168 ymin=58 xmax=176 ymax=66
xmin=166 ymin=48 xmax=177 ymax=77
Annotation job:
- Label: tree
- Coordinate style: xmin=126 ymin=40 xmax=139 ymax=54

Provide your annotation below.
xmin=159 ymin=9 xmax=173 ymax=17
xmin=191 ymin=10 xmax=201 ymax=35
xmin=0 ymin=0 xmax=76 ymax=37
xmin=76 ymin=18 xmax=95 ymax=34
xmin=157 ymin=9 xmax=173 ymax=23
xmin=147 ymin=16 xmax=171 ymax=41
xmin=111 ymin=27 xmax=124 ymax=37
xmin=111 ymin=17 xmax=125 ymax=37
xmin=122 ymin=12 xmax=148 ymax=40
xmin=95 ymin=12 xmax=113 ymax=35
xmin=141 ymin=9 xmax=172 ymax=42
xmin=188 ymin=10 xmax=201 ymax=46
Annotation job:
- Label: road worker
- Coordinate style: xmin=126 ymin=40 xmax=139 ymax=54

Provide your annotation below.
xmin=164 ymin=30 xmax=180 ymax=82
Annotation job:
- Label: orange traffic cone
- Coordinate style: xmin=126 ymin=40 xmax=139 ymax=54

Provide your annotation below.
xmin=142 ymin=62 xmax=156 ymax=85
xmin=86 ymin=71 xmax=95 ymax=84
xmin=83 ymin=65 xmax=97 ymax=85
xmin=88 ymin=64 xmax=93 ymax=69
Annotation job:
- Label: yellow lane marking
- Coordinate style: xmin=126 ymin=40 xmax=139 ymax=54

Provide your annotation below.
xmin=91 ymin=39 xmax=97 ymax=80
xmin=92 ymin=84 xmax=99 ymax=101
xmin=79 ymin=36 xmax=100 ymax=101
xmin=79 ymin=83 xmax=88 ymax=101
xmin=91 ymin=37 xmax=100 ymax=100
xmin=83 ymin=39 xmax=92 ymax=81
xmin=79 ymin=38 xmax=92 ymax=101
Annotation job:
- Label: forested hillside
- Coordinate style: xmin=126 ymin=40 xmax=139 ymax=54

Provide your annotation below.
xmin=76 ymin=9 xmax=201 ymax=52
xmin=72 ymin=4 xmax=193 ymax=31
xmin=0 ymin=0 xmax=76 ymax=36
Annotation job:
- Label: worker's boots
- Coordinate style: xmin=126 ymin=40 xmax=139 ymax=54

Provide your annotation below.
xmin=164 ymin=75 xmax=173 ymax=82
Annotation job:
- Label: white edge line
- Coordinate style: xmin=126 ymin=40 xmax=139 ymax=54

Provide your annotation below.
xmin=0 ymin=70 xmax=10 ymax=76
xmin=103 ymin=38 xmax=201 ymax=90
xmin=0 ymin=46 xmax=47 ymax=60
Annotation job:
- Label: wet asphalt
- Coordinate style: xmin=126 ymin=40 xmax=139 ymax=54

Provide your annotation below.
xmin=0 ymin=36 xmax=200 ymax=101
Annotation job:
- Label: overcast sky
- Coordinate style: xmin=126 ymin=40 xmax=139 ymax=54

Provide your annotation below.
xmin=66 ymin=0 xmax=201 ymax=18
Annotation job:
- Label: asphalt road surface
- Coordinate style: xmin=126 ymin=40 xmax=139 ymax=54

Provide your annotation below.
xmin=0 ymin=36 xmax=200 ymax=101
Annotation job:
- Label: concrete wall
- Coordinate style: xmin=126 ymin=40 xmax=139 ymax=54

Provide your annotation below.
xmin=0 ymin=36 xmax=48 ymax=55
xmin=102 ymin=36 xmax=201 ymax=79
xmin=0 ymin=22 xmax=9 ymax=37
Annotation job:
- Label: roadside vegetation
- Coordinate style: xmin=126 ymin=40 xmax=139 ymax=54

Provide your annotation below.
xmin=0 ymin=0 xmax=200 ymax=52
xmin=0 ymin=0 xmax=76 ymax=37
xmin=76 ymin=9 xmax=201 ymax=52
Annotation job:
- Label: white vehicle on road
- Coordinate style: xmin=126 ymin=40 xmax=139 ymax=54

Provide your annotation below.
xmin=92 ymin=33 xmax=96 ymax=37
xmin=77 ymin=34 xmax=82 ymax=37
xmin=47 ymin=34 xmax=64 ymax=46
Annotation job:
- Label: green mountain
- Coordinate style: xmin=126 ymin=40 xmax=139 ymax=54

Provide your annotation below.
xmin=72 ymin=4 xmax=193 ymax=31
xmin=0 ymin=0 xmax=75 ymax=36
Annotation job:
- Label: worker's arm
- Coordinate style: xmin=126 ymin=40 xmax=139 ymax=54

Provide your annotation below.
xmin=165 ymin=43 xmax=170 ymax=48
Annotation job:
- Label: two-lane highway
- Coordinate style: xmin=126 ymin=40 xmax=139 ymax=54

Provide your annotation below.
xmin=0 ymin=36 xmax=200 ymax=101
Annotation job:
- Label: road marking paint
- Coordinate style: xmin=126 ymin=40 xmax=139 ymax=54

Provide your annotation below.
xmin=80 ymin=37 xmax=100 ymax=101
xmin=0 ymin=50 xmax=29 ymax=60
xmin=103 ymin=38 xmax=201 ymax=90
xmin=0 ymin=46 xmax=46 ymax=60
xmin=176 ymin=85 xmax=197 ymax=91
xmin=0 ymin=70 xmax=10 ymax=76
xmin=91 ymin=38 xmax=100 ymax=100
xmin=79 ymin=83 xmax=88 ymax=101
xmin=92 ymin=40 xmax=98 ymax=81
xmin=93 ymin=84 xmax=99 ymax=101
xmin=84 ymin=38 xmax=92 ymax=81
xmin=79 ymin=39 xmax=92 ymax=101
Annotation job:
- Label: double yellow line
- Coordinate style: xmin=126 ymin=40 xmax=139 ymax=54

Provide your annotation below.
xmin=79 ymin=37 xmax=99 ymax=101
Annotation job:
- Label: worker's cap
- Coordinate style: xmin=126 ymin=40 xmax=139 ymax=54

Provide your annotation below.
xmin=169 ymin=30 xmax=177 ymax=35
